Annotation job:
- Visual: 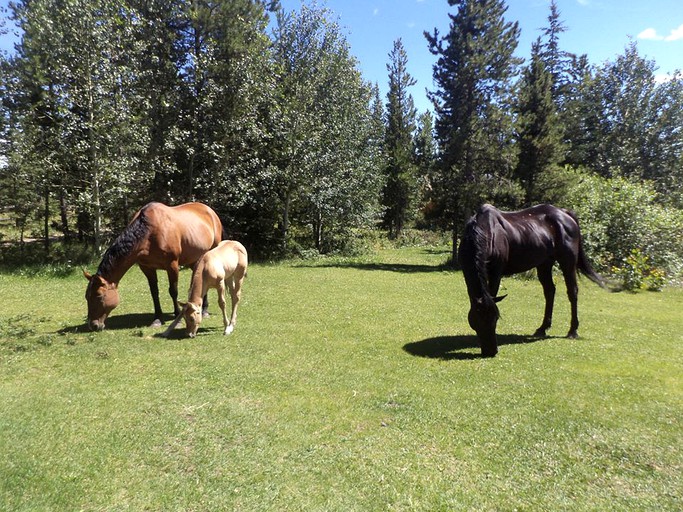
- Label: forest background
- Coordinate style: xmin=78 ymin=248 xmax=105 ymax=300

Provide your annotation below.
xmin=1 ymin=0 xmax=682 ymax=287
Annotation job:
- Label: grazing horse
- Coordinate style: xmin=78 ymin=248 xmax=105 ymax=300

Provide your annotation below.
xmin=84 ymin=202 xmax=223 ymax=331
xmin=162 ymin=240 xmax=248 ymax=338
xmin=458 ymin=204 xmax=605 ymax=357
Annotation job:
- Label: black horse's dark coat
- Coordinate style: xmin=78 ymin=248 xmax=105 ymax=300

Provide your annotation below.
xmin=458 ymin=204 xmax=604 ymax=357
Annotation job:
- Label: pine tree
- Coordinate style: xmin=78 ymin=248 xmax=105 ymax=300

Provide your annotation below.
xmin=540 ymin=0 xmax=570 ymax=104
xmin=425 ymin=0 xmax=522 ymax=263
xmin=515 ymin=39 xmax=564 ymax=204
xmin=412 ymin=111 xmax=438 ymax=226
xmin=382 ymin=39 xmax=417 ymax=239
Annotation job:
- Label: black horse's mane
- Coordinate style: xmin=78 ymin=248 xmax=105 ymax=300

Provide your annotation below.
xmin=460 ymin=210 xmax=499 ymax=312
xmin=96 ymin=206 xmax=151 ymax=278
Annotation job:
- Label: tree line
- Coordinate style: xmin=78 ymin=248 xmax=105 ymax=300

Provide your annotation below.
xmin=1 ymin=0 xmax=682 ymax=280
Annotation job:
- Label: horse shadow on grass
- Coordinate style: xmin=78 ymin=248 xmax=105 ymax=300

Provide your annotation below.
xmin=403 ymin=333 xmax=555 ymax=360
xmin=58 ymin=313 xmax=175 ymax=334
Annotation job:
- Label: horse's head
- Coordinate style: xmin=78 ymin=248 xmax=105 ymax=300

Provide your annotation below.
xmin=468 ymin=295 xmax=506 ymax=357
xmin=83 ymin=270 xmax=120 ymax=331
xmin=180 ymin=301 xmax=203 ymax=338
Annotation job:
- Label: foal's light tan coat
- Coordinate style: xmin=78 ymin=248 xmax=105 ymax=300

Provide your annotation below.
xmin=163 ymin=241 xmax=248 ymax=338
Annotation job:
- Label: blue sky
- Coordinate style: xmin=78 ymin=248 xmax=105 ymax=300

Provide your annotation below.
xmin=1 ymin=0 xmax=681 ymax=114
xmin=279 ymin=0 xmax=683 ymax=113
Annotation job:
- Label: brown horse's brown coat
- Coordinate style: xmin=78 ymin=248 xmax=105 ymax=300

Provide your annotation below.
xmin=84 ymin=202 xmax=222 ymax=331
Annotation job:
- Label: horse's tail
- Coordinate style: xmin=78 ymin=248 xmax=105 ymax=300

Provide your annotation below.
xmin=577 ymin=238 xmax=607 ymax=288
xmin=566 ymin=209 xmax=607 ymax=289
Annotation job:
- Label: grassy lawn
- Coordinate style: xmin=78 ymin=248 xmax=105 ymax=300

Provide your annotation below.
xmin=1 ymin=246 xmax=681 ymax=511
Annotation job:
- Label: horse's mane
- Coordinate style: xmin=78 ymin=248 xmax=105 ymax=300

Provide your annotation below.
xmin=96 ymin=206 xmax=151 ymax=278
xmin=460 ymin=208 xmax=500 ymax=316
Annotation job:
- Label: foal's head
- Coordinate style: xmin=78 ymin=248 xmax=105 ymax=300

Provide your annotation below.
xmin=180 ymin=301 xmax=203 ymax=338
xmin=84 ymin=271 xmax=120 ymax=331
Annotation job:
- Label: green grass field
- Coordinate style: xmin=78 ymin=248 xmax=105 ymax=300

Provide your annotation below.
xmin=1 ymin=247 xmax=682 ymax=511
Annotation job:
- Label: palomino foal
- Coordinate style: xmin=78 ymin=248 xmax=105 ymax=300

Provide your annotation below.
xmin=163 ymin=241 xmax=248 ymax=338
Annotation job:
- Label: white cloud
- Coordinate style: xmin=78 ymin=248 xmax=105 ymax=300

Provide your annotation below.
xmin=664 ymin=24 xmax=683 ymax=41
xmin=638 ymin=28 xmax=664 ymax=41
xmin=638 ymin=24 xmax=683 ymax=42
xmin=373 ymin=8 xmax=379 ymax=16
xmin=577 ymin=0 xmax=590 ymax=6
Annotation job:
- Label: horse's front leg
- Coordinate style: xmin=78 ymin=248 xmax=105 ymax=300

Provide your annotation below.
xmin=201 ymin=294 xmax=210 ymax=318
xmin=141 ymin=265 xmax=164 ymax=327
xmin=166 ymin=261 xmax=180 ymax=318
xmin=535 ymin=262 xmax=556 ymax=337
xmin=188 ymin=261 xmax=210 ymax=318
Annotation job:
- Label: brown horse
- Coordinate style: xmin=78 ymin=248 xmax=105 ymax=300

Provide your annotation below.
xmin=84 ymin=202 xmax=223 ymax=331
xmin=162 ymin=240 xmax=248 ymax=338
xmin=458 ymin=204 xmax=605 ymax=357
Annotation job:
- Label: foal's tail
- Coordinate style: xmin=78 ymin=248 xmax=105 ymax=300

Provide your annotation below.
xmin=566 ymin=209 xmax=607 ymax=289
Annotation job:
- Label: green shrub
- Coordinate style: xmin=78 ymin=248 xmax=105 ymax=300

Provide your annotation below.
xmin=562 ymin=167 xmax=683 ymax=282
xmin=612 ymin=248 xmax=667 ymax=291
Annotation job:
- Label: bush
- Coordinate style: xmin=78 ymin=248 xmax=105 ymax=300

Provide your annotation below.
xmin=611 ymin=248 xmax=667 ymax=291
xmin=561 ymin=167 xmax=683 ymax=282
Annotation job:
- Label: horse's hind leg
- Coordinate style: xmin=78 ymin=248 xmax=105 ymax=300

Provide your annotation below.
xmin=535 ymin=262 xmax=556 ymax=337
xmin=225 ymin=270 xmax=245 ymax=335
xmin=561 ymin=264 xmax=580 ymax=338
xmin=141 ymin=265 xmax=164 ymax=327
xmin=216 ymin=279 xmax=231 ymax=335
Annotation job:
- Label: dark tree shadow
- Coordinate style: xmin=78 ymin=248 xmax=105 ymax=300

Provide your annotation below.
xmin=403 ymin=333 xmax=554 ymax=360
xmin=298 ymin=262 xmax=453 ymax=274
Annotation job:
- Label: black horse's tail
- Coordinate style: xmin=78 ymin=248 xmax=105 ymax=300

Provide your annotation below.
xmin=577 ymin=238 xmax=607 ymax=288
xmin=566 ymin=209 xmax=607 ymax=288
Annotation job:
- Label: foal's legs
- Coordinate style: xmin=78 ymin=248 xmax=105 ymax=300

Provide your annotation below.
xmin=141 ymin=265 xmax=164 ymax=327
xmin=216 ymin=279 xmax=231 ymax=335
xmin=534 ymin=262 xmax=556 ymax=337
xmin=224 ymin=269 xmax=245 ymax=335
xmin=189 ymin=261 xmax=210 ymax=317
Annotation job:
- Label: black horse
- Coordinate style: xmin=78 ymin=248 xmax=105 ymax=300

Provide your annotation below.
xmin=458 ymin=204 xmax=605 ymax=357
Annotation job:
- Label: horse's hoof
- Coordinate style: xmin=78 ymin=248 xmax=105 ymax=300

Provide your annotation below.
xmin=533 ymin=329 xmax=547 ymax=338
xmin=202 ymin=311 xmax=210 ymax=318
xmin=150 ymin=319 xmax=163 ymax=328
xmin=223 ymin=325 xmax=234 ymax=335
xmin=566 ymin=332 xmax=578 ymax=339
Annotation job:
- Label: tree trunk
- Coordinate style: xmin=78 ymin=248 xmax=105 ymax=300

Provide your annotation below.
xmin=313 ymin=209 xmax=323 ymax=252
xmin=281 ymin=189 xmax=291 ymax=254
xmin=87 ymin=73 xmax=102 ymax=253
xmin=43 ymin=183 xmax=50 ymax=257
xmin=59 ymin=188 xmax=71 ymax=240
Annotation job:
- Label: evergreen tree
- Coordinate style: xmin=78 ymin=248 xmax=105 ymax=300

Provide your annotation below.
xmin=540 ymin=0 xmax=570 ymax=104
xmin=515 ymin=39 xmax=564 ymax=204
xmin=412 ymin=110 xmax=438 ymax=226
xmin=562 ymin=53 xmax=598 ymax=168
xmin=425 ymin=0 xmax=522 ymax=262
xmin=382 ymin=39 xmax=417 ymax=239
